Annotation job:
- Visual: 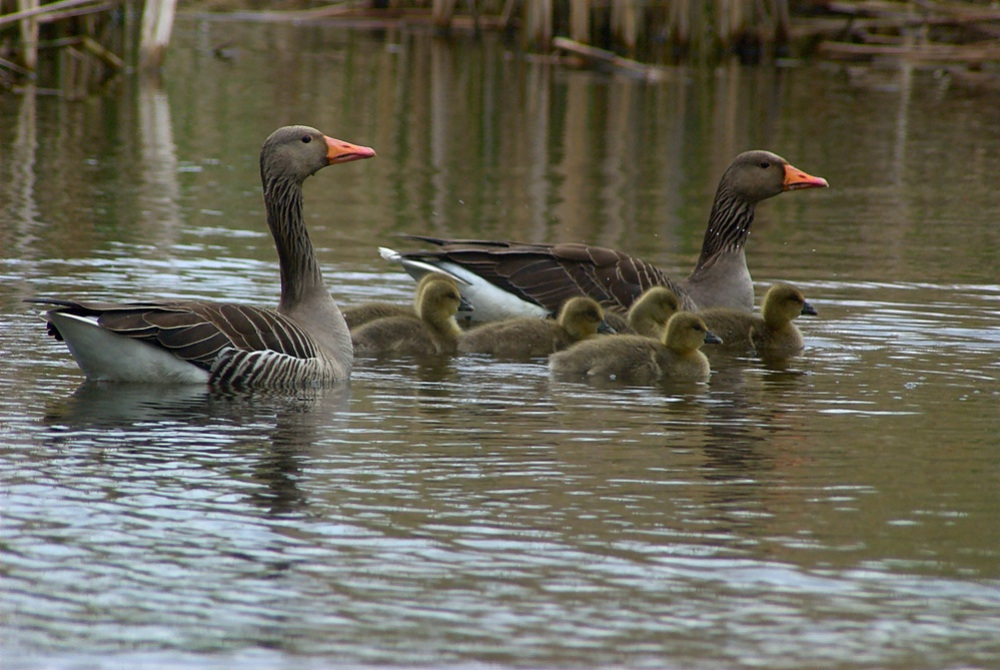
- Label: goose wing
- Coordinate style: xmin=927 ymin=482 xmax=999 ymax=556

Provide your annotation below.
xmin=28 ymin=299 xmax=318 ymax=371
xmin=399 ymin=235 xmax=682 ymax=314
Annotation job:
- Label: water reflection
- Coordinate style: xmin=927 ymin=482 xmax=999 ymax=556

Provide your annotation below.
xmin=40 ymin=381 xmax=351 ymax=518
xmin=137 ymin=78 xmax=183 ymax=249
xmin=6 ymin=86 xmax=40 ymax=267
xmin=44 ymin=381 xmax=213 ymax=425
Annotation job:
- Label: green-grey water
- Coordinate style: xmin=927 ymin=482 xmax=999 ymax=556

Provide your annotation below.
xmin=1 ymin=15 xmax=999 ymax=670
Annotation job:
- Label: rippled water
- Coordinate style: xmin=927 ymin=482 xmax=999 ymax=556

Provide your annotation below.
xmin=2 ymin=15 xmax=1000 ymax=670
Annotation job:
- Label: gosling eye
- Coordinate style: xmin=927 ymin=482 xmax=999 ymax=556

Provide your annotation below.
xmin=301 ymin=135 xmax=312 ymax=144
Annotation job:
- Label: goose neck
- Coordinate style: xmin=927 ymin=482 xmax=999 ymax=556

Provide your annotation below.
xmin=264 ymin=175 xmax=325 ymax=309
xmin=695 ymin=187 xmax=755 ymax=270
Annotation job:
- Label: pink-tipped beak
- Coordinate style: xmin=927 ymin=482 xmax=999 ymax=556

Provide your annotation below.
xmin=325 ymin=135 xmax=376 ymax=164
xmin=783 ymin=163 xmax=829 ymax=191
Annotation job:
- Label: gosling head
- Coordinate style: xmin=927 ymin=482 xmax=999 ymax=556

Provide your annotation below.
xmin=663 ymin=312 xmax=723 ymax=353
xmin=558 ymin=297 xmax=612 ymax=339
xmin=417 ymin=277 xmax=464 ymax=322
xmin=629 ymin=286 xmax=680 ymax=328
xmin=412 ymin=272 xmax=463 ymax=307
xmin=761 ymin=283 xmax=817 ymax=327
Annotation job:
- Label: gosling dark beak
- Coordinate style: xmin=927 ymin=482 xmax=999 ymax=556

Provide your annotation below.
xmin=598 ymin=320 xmax=616 ymax=335
xmin=458 ymin=295 xmax=475 ymax=312
xmin=704 ymin=330 xmax=723 ymax=345
xmin=801 ymin=300 xmax=818 ymax=316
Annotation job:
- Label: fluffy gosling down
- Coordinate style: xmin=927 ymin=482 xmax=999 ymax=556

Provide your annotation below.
xmin=549 ymin=312 xmax=722 ymax=384
xmin=351 ymin=275 xmax=463 ymax=356
xmin=699 ymin=283 xmax=816 ymax=355
xmin=602 ymin=286 xmax=681 ymax=336
xmin=342 ymin=272 xmax=469 ymax=330
xmin=458 ymin=296 xmax=611 ymax=358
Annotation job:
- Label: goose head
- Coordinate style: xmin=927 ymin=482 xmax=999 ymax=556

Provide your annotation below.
xmin=558 ymin=297 xmax=610 ymax=340
xmin=761 ymin=283 xmax=817 ymax=327
xmin=260 ymin=125 xmax=376 ymax=184
xmin=723 ymin=150 xmax=829 ymax=204
xmin=663 ymin=312 xmax=723 ymax=353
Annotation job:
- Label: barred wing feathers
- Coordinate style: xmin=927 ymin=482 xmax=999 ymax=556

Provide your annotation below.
xmin=401 ymin=235 xmax=685 ymax=314
xmin=32 ymin=299 xmax=321 ymax=377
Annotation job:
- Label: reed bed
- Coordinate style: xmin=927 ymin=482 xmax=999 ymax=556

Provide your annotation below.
xmin=2 ymin=1 xmax=998 ymax=94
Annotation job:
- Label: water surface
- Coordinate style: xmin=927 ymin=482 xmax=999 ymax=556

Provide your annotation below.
xmin=1 ymin=16 xmax=999 ymax=670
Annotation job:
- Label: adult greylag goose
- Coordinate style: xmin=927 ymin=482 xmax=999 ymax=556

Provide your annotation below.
xmin=603 ymin=286 xmax=681 ymax=337
xmin=351 ymin=275 xmax=463 ymax=356
xmin=458 ymin=296 xmax=611 ymax=358
xmin=699 ymin=283 xmax=816 ymax=355
xmin=28 ymin=125 xmax=375 ymax=387
xmin=383 ymin=150 xmax=827 ymax=322
xmin=549 ymin=312 xmax=722 ymax=384
xmin=342 ymin=272 xmax=471 ymax=330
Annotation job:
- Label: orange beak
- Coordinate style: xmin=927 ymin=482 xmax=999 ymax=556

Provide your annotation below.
xmin=324 ymin=135 xmax=376 ymax=165
xmin=783 ymin=163 xmax=829 ymax=191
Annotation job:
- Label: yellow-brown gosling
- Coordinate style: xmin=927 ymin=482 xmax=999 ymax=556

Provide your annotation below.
xmin=351 ymin=275 xmax=463 ymax=356
xmin=343 ymin=272 xmax=457 ymax=330
xmin=617 ymin=286 xmax=681 ymax=337
xmin=549 ymin=312 xmax=722 ymax=384
xmin=698 ymin=283 xmax=816 ymax=355
xmin=458 ymin=296 xmax=610 ymax=358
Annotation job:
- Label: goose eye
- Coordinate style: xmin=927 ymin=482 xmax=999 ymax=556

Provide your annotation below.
xmin=759 ymin=160 xmax=770 ymax=169
xmin=301 ymin=135 xmax=312 ymax=144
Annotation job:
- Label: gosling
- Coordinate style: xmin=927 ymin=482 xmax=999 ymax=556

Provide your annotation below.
xmin=699 ymin=283 xmax=816 ymax=356
xmin=343 ymin=272 xmax=455 ymax=330
xmin=624 ymin=286 xmax=681 ymax=337
xmin=549 ymin=312 xmax=722 ymax=384
xmin=458 ymin=296 xmax=610 ymax=358
xmin=351 ymin=275 xmax=463 ymax=356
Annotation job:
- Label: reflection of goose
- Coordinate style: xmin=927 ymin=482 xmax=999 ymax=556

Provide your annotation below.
xmin=28 ymin=126 xmax=375 ymax=387
xmin=550 ymin=312 xmax=721 ymax=384
xmin=384 ymin=151 xmax=827 ymax=322
xmin=458 ymin=296 xmax=610 ymax=358
xmin=43 ymin=377 xmax=352 ymax=426
xmin=44 ymin=382 xmax=212 ymax=426
xmin=351 ymin=275 xmax=463 ymax=356
xmin=604 ymin=286 xmax=680 ymax=337
xmin=699 ymin=283 xmax=816 ymax=355
xmin=343 ymin=272 xmax=469 ymax=330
